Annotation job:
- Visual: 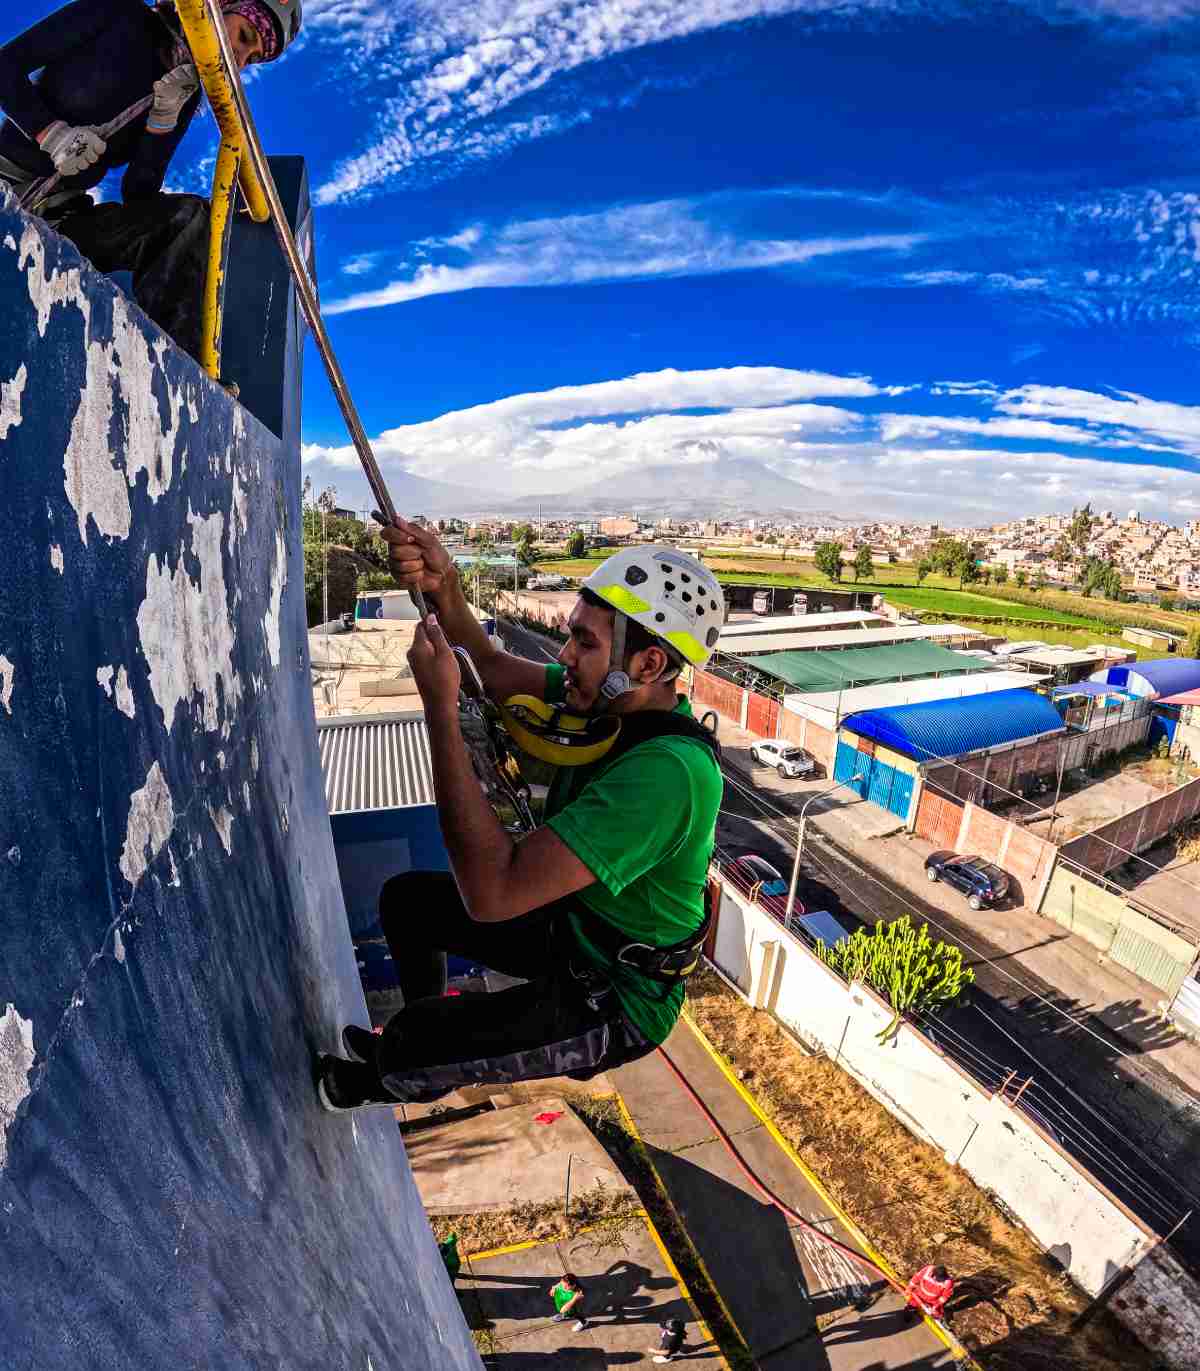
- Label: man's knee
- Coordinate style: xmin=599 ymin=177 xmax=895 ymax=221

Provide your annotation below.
xmin=379 ymin=870 xmax=448 ymax=935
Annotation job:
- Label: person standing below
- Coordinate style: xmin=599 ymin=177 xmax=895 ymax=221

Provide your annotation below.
xmin=905 ymin=1263 xmax=954 ymax=1322
xmin=317 ymin=521 xmax=725 ymax=1113
xmin=0 ymin=1 xmax=301 ymax=363
xmin=650 ymin=1317 xmax=686 ymax=1362
xmin=549 ymin=1273 xmax=588 ymax=1332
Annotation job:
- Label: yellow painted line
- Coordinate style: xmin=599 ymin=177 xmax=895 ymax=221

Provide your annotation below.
xmin=681 ymin=1013 xmax=983 ymax=1370
xmin=640 ymin=1213 xmax=726 ymax=1370
xmin=463 ymin=1235 xmax=545 ymax=1262
xmin=617 ymin=1092 xmax=749 ymax=1361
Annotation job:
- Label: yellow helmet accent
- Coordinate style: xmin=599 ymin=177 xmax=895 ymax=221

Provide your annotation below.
xmin=664 ymin=629 xmax=708 ymax=666
xmin=595 ymin=584 xmax=652 ymax=616
xmin=499 ymin=696 xmax=622 ymax=767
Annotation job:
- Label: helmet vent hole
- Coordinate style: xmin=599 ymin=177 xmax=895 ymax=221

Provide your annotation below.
xmin=696 ymin=605 xmax=705 ymax=615
xmin=655 ymin=612 xmax=666 ymax=623
xmin=681 ymin=591 xmax=692 ymax=603
xmin=664 ymin=581 xmax=676 ymax=592
xmin=706 ymin=627 xmax=720 ymax=647
xmin=625 ymin=565 xmax=648 ymax=586
xmin=681 ymin=573 xmax=691 ymax=583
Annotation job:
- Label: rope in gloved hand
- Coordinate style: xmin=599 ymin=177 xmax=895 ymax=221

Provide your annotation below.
xmin=654 ymin=1041 xmax=910 ymax=1300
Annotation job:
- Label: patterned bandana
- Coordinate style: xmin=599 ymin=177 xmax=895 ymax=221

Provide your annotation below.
xmin=162 ymin=2 xmax=279 ymax=67
xmin=223 ymin=2 xmax=280 ymax=63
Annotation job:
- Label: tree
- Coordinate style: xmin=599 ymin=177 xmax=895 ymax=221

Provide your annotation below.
xmin=916 ymin=558 xmax=933 ymax=585
xmin=357 ymin=570 xmax=396 ymax=593
xmin=852 ymin=545 xmax=875 ymax=583
xmin=1051 ymin=535 xmax=1073 ymax=565
xmin=566 ymin=530 xmax=587 ymax=558
xmin=1186 ymin=626 xmax=1200 ymax=659
xmin=1159 ymin=594 xmax=1177 ymax=612
xmin=1069 ymin=503 xmax=1094 ymax=550
xmin=817 ymin=916 xmax=975 ymax=1042
xmin=980 ymin=566 xmax=993 ymax=586
xmin=814 ymin=541 xmax=844 ymax=582
xmin=992 ymin=564 xmax=1009 ymax=584
xmin=958 ymin=556 xmax=981 ymax=589
xmin=1031 ymin=571 xmax=1047 ymax=592
xmin=1015 ymin=569 xmax=1028 ymax=588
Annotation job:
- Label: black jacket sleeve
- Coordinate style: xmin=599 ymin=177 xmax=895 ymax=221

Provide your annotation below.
xmin=0 ymin=0 xmax=143 ymax=143
xmin=122 ymin=90 xmax=201 ymax=200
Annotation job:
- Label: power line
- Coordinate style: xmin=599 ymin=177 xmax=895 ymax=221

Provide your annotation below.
xmin=716 ymin=762 xmax=1172 ymax=1071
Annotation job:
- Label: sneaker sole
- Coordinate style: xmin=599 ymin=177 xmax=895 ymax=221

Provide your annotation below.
xmin=316 ymin=1062 xmax=400 ymax=1115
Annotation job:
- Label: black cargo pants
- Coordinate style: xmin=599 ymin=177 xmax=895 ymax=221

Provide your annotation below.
xmin=372 ymin=870 xmax=651 ymax=1103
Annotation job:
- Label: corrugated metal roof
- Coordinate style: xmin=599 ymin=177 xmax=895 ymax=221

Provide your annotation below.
xmin=719 ymin=610 xmax=886 ymax=638
xmin=1092 ymin=658 xmax=1200 ymax=699
xmin=1159 ymin=689 xmax=1200 ymax=707
xmin=317 ymin=712 xmax=435 ymax=814
xmin=842 ymin=688 xmax=1066 ymax=762
xmin=724 ymin=623 xmax=973 ymax=657
xmin=738 ymin=641 xmax=993 ymax=693
xmin=783 ymin=670 xmax=1045 ymax=728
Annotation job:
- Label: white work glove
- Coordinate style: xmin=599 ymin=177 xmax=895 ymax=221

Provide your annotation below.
xmin=147 ymin=64 xmax=200 ymax=135
xmin=37 ymin=121 xmax=106 ymax=176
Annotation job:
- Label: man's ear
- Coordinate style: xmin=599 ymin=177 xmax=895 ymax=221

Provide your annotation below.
xmin=633 ymin=645 xmax=670 ymax=685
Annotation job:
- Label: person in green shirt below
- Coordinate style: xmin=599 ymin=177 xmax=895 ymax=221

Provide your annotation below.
xmin=317 ymin=525 xmax=725 ymax=1114
xmin=549 ymin=1272 xmax=588 ymax=1331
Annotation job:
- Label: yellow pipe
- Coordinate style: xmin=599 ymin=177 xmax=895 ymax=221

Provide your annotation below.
xmin=173 ymin=0 xmax=269 ymax=223
xmin=200 ymin=139 xmax=240 ymax=379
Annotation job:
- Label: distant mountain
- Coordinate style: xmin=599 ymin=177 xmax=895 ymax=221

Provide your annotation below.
xmin=480 ymin=452 xmax=848 ymax=521
xmin=376 ymin=467 xmax=484 ymax=517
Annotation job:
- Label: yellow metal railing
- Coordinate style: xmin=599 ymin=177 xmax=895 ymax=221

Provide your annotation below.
xmin=166 ymin=0 xmax=427 ymax=614
xmin=174 ymin=0 xmax=269 ymax=380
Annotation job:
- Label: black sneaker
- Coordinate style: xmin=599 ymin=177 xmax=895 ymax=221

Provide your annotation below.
xmin=316 ymin=1054 xmax=398 ymax=1113
xmin=341 ymin=1024 xmax=379 ymax=1064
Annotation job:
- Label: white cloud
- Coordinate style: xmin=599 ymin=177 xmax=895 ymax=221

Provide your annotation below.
xmin=997 ymin=385 xmax=1200 ymax=455
xmin=325 ymin=196 xmax=923 ymax=313
xmin=877 ymin=412 xmax=1169 ymax=450
xmin=340 ymin=252 xmax=385 ymax=276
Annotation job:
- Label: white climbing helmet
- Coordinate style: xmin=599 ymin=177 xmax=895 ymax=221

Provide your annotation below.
xmin=583 ymin=546 xmax=726 ymax=689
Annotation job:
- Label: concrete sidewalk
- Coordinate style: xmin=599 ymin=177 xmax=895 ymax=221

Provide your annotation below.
xmin=615 ymin=1018 xmax=960 ymax=1370
xmin=713 ymin=706 xmax=1200 ymax=1100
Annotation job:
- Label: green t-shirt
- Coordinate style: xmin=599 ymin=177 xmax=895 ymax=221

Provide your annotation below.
xmin=542 ymin=668 xmax=722 ymax=1045
xmin=552 ymin=1282 xmax=579 ymax=1313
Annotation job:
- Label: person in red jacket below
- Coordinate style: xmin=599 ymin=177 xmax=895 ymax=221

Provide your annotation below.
xmin=905 ymin=1263 xmax=955 ymax=1322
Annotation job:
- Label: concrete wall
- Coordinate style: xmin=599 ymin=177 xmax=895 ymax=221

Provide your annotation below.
xmin=1060 ymin=774 xmax=1200 ymax=877
xmin=706 ymin=879 xmax=1178 ymax=1307
xmin=912 ymin=789 xmax=1057 ymax=903
xmin=777 ymin=703 xmax=838 ymax=770
xmin=1116 ymin=1244 xmax=1200 ymax=1368
xmin=0 ymin=189 xmax=478 ymax=1367
xmin=924 ymin=709 xmax=1151 ymax=806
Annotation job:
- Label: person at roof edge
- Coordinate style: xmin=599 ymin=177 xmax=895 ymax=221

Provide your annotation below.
xmin=0 ymin=0 xmax=301 ymax=364
xmin=316 ymin=520 xmax=727 ymax=1113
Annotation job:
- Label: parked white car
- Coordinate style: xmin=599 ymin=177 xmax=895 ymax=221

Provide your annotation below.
xmin=750 ymin=740 xmax=817 ymax=779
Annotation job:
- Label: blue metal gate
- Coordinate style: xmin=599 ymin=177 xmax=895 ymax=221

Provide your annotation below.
xmin=835 ymin=740 xmax=915 ymax=820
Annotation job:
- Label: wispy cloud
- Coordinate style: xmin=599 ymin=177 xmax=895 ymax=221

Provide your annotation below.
xmin=325 ymin=194 xmax=924 ymax=312
xmin=340 ymin=251 xmax=386 ymax=276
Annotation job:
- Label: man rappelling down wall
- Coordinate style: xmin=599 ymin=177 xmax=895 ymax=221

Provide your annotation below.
xmin=318 ymin=523 xmax=728 ymax=1111
xmin=0 ymin=0 xmax=300 ymax=361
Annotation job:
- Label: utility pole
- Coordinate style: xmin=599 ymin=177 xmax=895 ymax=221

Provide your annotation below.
xmin=785 ymin=774 xmax=866 ymax=921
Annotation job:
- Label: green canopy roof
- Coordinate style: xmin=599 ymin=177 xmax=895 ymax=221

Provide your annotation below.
xmin=737 ymin=641 xmax=995 ymax=694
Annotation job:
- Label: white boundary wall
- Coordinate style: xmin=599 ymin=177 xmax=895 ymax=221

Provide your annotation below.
xmin=708 ymin=880 xmax=1154 ymax=1297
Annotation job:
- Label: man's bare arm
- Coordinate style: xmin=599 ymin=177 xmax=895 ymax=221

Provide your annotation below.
xmin=381 ymin=516 xmax=550 ymax=701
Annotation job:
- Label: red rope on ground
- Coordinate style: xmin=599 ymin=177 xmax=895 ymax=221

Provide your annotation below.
xmin=655 ymin=1043 xmax=909 ymax=1300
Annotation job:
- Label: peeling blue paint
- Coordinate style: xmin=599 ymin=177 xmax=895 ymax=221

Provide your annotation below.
xmin=0 ymin=182 xmax=478 ymax=1368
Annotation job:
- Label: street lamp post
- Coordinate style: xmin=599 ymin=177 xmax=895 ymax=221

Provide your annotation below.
xmin=784 ymin=774 xmax=866 ymax=921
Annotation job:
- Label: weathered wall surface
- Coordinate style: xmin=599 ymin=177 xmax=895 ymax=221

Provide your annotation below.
xmin=0 ymin=190 xmax=478 ymax=1367
xmin=1060 ymin=773 xmax=1200 ymax=877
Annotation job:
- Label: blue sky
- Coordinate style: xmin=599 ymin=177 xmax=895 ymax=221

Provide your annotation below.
xmin=14 ymin=1 xmax=1200 ymax=521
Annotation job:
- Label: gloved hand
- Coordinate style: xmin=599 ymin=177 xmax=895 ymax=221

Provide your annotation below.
xmin=148 ymin=64 xmax=199 ymax=135
xmin=37 ymin=121 xmax=106 ymax=176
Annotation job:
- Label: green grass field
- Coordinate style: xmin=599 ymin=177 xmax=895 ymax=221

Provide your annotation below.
xmin=534 ymin=550 xmax=1189 ymax=662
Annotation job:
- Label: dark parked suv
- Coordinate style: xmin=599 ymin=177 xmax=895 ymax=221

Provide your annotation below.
xmin=924 ymin=852 xmax=1011 ymax=910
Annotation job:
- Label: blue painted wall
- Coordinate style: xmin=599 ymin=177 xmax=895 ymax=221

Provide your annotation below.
xmin=0 ymin=185 xmax=478 ymax=1369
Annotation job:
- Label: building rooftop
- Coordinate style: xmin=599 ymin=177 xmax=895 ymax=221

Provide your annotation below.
xmin=316 ymin=712 xmax=434 ymax=814
xmin=737 ymin=641 xmax=994 ymax=693
xmin=782 ymin=669 xmax=1045 ymax=728
xmin=721 ymin=623 xmax=975 ymax=657
xmin=843 ymin=687 xmax=1066 ymax=763
xmin=718 ymin=609 xmax=888 ymax=638
xmin=1092 ymin=658 xmax=1200 ymax=698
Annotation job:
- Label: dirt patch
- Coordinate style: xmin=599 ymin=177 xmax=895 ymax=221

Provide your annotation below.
xmin=684 ymin=968 xmax=1157 ymax=1371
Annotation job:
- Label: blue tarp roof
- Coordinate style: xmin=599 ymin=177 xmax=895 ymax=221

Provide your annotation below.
xmin=842 ymin=687 xmax=1065 ymax=762
xmin=1091 ymin=658 xmax=1200 ymax=699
